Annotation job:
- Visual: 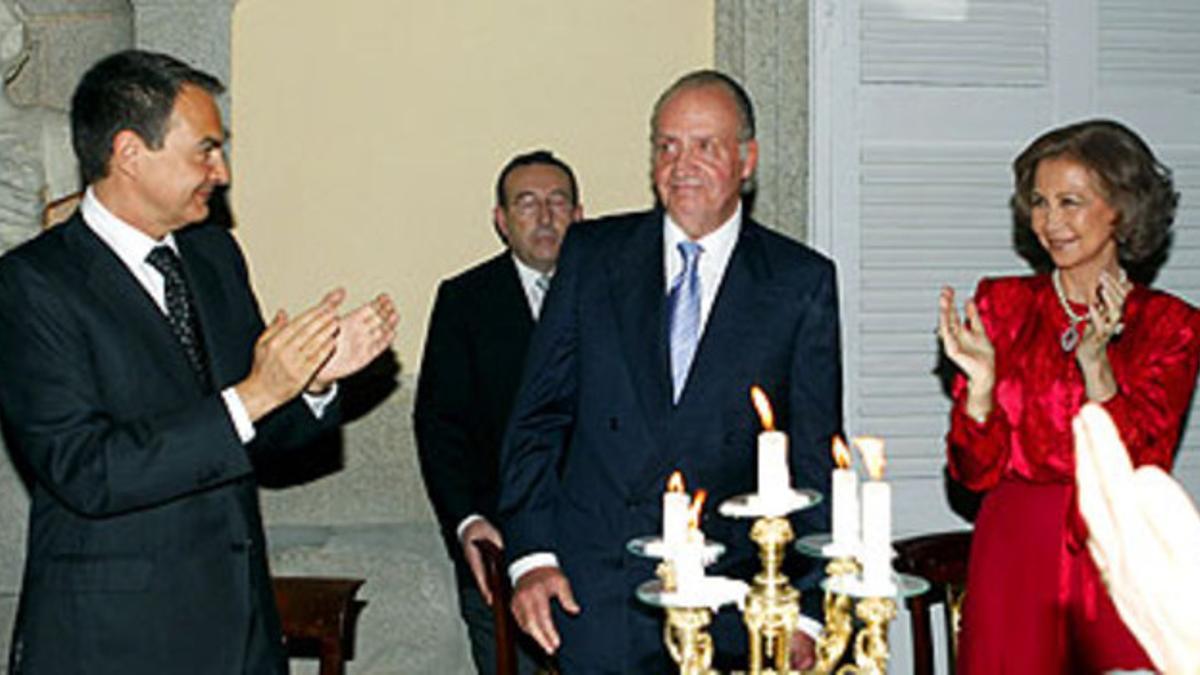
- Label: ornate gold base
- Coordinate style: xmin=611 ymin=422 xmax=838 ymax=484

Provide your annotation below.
xmin=664 ymin=605 xmax=716 ymax=675
xmin=743 ymin=517 xmax=800 ymax=674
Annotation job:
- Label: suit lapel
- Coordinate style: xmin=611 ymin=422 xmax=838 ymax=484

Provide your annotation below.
xmin=684 ymin=220 xmax=777 ymax=408
xmin=605 ymin=212 xmax=672 ymax=440
xmin=637 ymin=220 xmax=780 ymax=487
xmin=68 ymin=219 xmax=201 ymax=393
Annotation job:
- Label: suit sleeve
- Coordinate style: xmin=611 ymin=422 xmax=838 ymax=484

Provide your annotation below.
xmin=414 ymin=281 xmax=482 ymax=544
xmin=497 ymin=228 xmax=583 ymax=563
xmin=0 ymin=254 xmax=255 ymax=518
xmin=786 ymin=257 xmax=843 ymax=607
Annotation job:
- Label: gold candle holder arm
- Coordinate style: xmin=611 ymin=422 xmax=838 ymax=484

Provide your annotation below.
xmin=812 ymin=556 xmax=858 ymax=673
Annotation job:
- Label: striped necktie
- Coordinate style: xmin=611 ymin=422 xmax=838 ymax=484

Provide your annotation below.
xmin=668 ymin=241 xmax=703 ymax=403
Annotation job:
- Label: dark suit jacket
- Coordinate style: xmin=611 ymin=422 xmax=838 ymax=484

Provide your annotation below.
xmin=0 ymin=213 xmax=339 ymax=675
xmin=414 ymin=252 xmax=535 ymax=582
xmin=498 ymin=209 xmax=843 ymax=672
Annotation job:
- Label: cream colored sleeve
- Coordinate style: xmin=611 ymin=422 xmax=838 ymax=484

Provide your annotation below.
xmin=1073 ymin=403 xmax=1200 ymax=674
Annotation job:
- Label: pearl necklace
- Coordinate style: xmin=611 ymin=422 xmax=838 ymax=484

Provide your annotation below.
xmin=1051 ymin=268 xmax=1127 ymax=352
xmin=1052 ymin=270 xmax=1087 ymax=352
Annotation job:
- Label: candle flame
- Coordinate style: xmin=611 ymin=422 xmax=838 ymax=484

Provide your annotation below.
xmin=750 ymin=386 xmax=775 ymax=431
xmin=832 ymin=436 xmax=852 ymax=469
xmin=854 ymin=436 xmax=886 ymax=480
xmin=687 ymin=489 xmax=708 ymax=530
xmin=667 ymin=470 xmax=685 ymax=493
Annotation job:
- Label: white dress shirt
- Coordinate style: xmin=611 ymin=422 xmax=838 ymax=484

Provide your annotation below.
xmin=79 ymin=188 xmax=334 ymax=443
xmin=512 ymin=253 xmax=553 ymax=320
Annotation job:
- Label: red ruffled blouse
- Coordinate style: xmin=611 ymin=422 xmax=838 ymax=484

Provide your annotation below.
xmin=947 ymin=274 xmax=1200 ymax=489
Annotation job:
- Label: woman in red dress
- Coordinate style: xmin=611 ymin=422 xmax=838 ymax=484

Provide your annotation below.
xmin=938 ymin=119 xmax=1200 ymax=673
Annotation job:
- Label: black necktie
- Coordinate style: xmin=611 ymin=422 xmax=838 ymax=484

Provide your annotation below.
xmin=146 ymin=246 xmax=212 ymax=391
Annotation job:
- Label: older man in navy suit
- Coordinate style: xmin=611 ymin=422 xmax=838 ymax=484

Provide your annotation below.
xmin=498 ymin=70 xmax=843 ymax=672
xmin=0 ymin=50 xmax=396 ymax=674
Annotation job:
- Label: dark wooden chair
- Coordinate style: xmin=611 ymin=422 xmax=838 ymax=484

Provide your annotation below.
xmin=475 ymin=539 xmax=520 ymax=675
xmin=272 ymin=576 xmax=365 ymax=675
xmin=892 ymin=530 xmax=973 ymax=675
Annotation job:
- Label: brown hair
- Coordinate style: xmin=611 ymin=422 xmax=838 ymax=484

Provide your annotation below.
xmin=1011 ymin=119 xmax=1177 ymax=264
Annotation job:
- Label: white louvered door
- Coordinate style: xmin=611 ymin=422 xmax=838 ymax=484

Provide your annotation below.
xmin=811 ymin=0 xmax=1200 ymax=535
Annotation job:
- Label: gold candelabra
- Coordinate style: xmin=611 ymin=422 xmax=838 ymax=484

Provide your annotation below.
xmin=742 ymin=516 xmax=800 ymax=673
xmin=656 ymin=561 xmax=717 ymax=675
xmin=636 ymin=495 xmax=923 ymax=675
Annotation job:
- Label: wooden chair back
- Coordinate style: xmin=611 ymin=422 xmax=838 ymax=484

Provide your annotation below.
xmin=892 ymin=530 xmax=973 ymax=675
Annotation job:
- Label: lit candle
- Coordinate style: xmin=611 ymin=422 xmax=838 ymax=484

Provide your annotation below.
xmin=662 ymin=471 xmax=689 ymax=547
xmin=855 ymin=436 xmax=892 ymax=589
xmin=831 ymin=436 xmax=860 ymax=550
xmin=750 ymin=386 xmax=790 ymax=503
xmin=672 ymin=490 xmax=709 ymax=592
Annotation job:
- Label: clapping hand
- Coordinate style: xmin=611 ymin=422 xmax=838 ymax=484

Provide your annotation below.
xmin=1075 ymin=270 xmax=1131 ymax=367
xmin=308 ymin=293 xmax=399 ymax=393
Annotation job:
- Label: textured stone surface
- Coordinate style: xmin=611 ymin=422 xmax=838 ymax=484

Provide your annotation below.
xmin=6 ymin=10 xmax=133 ymax=111
xmin=715 ymin=0 xmax=809 ymax=240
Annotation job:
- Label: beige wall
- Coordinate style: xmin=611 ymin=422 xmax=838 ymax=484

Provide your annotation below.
xmin=230 ymin=1 xmax=713 ymax=368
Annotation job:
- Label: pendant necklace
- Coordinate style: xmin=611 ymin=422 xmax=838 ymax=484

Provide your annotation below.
xmin=1052 ymin=269 xmax=1088 ymax=352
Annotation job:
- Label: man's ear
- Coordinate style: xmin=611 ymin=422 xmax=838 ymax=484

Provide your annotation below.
xmin=494 ymin=205 xmax=511 ymax=243
xmin=110 ymin=129 xmax=145 ymax=177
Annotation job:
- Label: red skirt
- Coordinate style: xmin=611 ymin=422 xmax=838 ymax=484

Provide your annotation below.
xmin=956 ymin=479 xmax=1153 ymax=674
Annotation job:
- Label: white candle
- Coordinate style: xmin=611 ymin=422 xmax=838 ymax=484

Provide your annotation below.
xmin=861 ymin=480 xmax=892 ymax=588
xmin=831 ymin=467 xmax=859 ymax=548
xmin=855 ymin=436 xmax=891 ymax=589
xmin=662 ymin=489 xmax=690 ymax=548
xmin=750 ymin=386 xmax=791 ymax=503
xmin=758 ymin=430 xmax=790 ymax=502
xmin=672 ymin=534 xmax=706 ymax=592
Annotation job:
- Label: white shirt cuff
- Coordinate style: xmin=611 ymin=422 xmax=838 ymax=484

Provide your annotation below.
xmin=221 ymin=387 xmax=256 ymax=443
xmin=456 ymin=514 xmax=486 ymax=543
xmin=797 ymin=614 xmax=824 ymax=640
xmin=508 ymin=552 xmax=560 ymax=587
xmin=302 ymin=382 xmax=338 ymax=418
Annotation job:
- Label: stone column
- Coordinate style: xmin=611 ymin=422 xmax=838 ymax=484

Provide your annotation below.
xmin=129 ymin=0 xmax=235 ymax=119
xmin=715 ymin=0 xmax=809 ymax=240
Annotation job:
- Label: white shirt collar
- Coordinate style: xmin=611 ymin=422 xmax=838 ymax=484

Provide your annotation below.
xmin=511 ymin=252 xmax=553 ymax=319
xmin=81 ymin=186 xmax=179 ymax=265
xmin=663 ymin=203 xmax=742 ymax=284
xmin=80 ymin=186 xmax=179 ymax=309
xmin=662 ymin=203 xmax=743 ymax=329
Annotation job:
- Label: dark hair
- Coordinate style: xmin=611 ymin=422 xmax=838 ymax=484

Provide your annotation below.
xmin=1011 ymin=119 xmax=1178 ymax=264
xmin=651 ymin=69 xmax=756 ymax=143
xmin=70 ymin=49 xmax=225 ymax=185
xmin=494 ymin=150 xmax=579 ymax=207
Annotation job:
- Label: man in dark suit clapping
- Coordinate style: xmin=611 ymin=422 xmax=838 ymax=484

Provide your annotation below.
xmin=414 ymin=150 xmax=582 ymax=674
xmin=0 ymin=50 xmax=397 ymax=675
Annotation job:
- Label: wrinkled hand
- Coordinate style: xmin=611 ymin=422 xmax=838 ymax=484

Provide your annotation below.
xmin=237 ymin=290 xmax=344 ymax=421
xmin=1075 ymin=270 xmax=1131 ymax=368
xmin=461 ymin=519 xmax=504 ymax=606
xmin=511 ymin=565 xmax=580 ymax=654
xmin=938 ymin=286 xmax=995 ymax=384
xmin=309 ymin=293 xmax=398 ymax=393
xmin=790 ymin=630 xmax=817 ymax=671
xmin=938 ymin=286 xmax=996 ymax=419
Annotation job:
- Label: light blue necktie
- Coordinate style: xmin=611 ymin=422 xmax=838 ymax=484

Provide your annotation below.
xmin=668 ymin=241 xmax=703 ymax=403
